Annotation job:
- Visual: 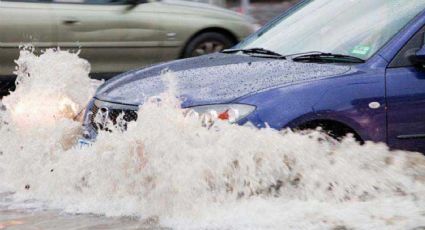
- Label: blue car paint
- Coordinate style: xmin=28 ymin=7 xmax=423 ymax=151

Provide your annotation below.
xmin=386 ymin=67 xmax=425 ymax=152
xmin=237 ymin=10 xmax=425 ymax=153
xmin=86 ymin=7 xmax=425 ymax=153
xmin=236 ymin=61 xmax=387 ymax=143
xmin=95 ymin=54 xmax=351 ymax=106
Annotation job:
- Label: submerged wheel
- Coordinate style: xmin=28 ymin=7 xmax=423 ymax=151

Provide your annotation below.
xmin=182 ymin=32 xmax=234 ymax=58
xmin=296 ymin=120 xmax=364 ymax=144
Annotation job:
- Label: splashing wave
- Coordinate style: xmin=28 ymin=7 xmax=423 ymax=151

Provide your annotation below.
xmin=0 ymin=49 xmax=424 ymax=229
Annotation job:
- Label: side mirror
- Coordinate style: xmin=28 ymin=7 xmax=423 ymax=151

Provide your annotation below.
xmin=409 ymin=46 xmax=425 ymax=66
xmin=410 ymin=33 xmax=425 ymax=66
xmin=415 ymin=47 xmax=425 ymax=61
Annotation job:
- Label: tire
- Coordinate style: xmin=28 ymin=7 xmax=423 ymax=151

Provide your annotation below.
xmin=182 ymin=32 xmax=234 ymax=58
xmin=296 ymin=120 xmax=364 ymax=144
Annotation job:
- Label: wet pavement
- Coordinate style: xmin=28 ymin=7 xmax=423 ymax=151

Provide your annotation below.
xmin=0 ymin=208 xmax=165 ymax=230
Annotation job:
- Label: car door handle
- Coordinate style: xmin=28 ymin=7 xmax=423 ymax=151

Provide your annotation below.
xmin=63 ymin=19 xmax=80 ymax=25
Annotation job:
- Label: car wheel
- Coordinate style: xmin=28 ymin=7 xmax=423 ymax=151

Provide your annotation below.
xmin=296 ymin=120 xmax=364 ymax=144
xmin=183 ymin=32 xmax=234 ymax=58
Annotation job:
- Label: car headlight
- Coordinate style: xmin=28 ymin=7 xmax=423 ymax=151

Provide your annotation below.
xmin=9 ymin=94 xmax=79 ymax=128
xmin=187 ymin=104 xmax=256 ymax=125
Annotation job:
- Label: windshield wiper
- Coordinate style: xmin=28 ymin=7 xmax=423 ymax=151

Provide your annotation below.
xmin=290 ymin=52 xmax=365 ymax=63
xmin=222 ymin=48 xmax=286 ymax=59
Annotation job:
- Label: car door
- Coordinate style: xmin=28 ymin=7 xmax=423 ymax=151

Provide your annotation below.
xmin=386 ymin=25 xmax=425 ymax=153
xmin=0 ymin=0 xmax=55 ymax=76
xmin=50 ymin=0 xmax=163 ymax=77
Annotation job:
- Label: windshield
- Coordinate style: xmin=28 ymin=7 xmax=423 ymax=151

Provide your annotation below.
xmin=237 ymin=0 xmax=425 ymax=60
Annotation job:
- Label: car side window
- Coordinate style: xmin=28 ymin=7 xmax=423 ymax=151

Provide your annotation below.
xmin=2 ymin=0 xmax=51 ymax=2
xmin=389 ymin=25 xmax=425 ymax=68
xmin=85 ymin=0 xmax=126 ymax=4
xmin=52 ymin=0 xmax=126 ymax=4
xmin=53 ymin=0 xmax=83 ymax=3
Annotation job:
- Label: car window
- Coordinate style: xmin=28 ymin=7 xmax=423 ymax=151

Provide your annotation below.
xmin=52 ymin=0 xmax=126 ymax=4
xmin=84 ymin=0 xmax=126 ymax=3
xmin=2 ymin=0 xmax=51 ymax=2
xmin=238 ymin=0 xmax=425 ymax=61
xmin=389 ymin=25 xmax=425 ymax=68
xmin=53 ymin=0 xmax=83 ymax=3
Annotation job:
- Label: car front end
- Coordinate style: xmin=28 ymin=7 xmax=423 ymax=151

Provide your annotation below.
xmin=80 ymin=50 xmax=352 ymax=142
xmin=81 ymin=0 xmax=425 ymax=148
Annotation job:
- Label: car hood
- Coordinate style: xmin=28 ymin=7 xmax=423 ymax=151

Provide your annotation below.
xmin=95 ymin=53 xmax=351 ymax=106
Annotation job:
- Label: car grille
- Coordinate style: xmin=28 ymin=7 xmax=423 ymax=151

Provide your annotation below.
xmin=88 ymin=103 xmax=138 ymax=132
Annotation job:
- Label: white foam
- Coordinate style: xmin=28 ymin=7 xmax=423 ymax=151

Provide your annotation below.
xmin=0 ymin=49 xmax=424 ymax=229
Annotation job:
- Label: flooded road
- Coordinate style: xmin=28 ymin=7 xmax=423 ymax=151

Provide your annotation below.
xmin=0 ymin=208 xmax=165 ymax=229
xmin=0 ymin=48 xmax=424 ymax=229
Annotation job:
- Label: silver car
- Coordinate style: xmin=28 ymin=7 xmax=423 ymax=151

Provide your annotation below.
xmin=0 ymin=0 xmax=256 ymax=91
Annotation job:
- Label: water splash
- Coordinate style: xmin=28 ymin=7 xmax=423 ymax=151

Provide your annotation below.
xmin=0 ymin=49 xmax=424 ymax=229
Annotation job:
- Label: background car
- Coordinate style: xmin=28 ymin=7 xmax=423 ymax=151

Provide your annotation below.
xmin=0 ymin=0 xmax=256 ymax=93
xmin=81 ymin=0 xmax=425 ymax=154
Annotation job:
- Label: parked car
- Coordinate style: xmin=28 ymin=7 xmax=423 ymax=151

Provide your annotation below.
xmin=0 ymin=0 xmax=256 ymax=93
xmin=81 ymin=0 xmax=425 ymax=153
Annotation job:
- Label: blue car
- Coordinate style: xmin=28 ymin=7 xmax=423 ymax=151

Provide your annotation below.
xmin=82 ymin=0 xmax=425 ymax=153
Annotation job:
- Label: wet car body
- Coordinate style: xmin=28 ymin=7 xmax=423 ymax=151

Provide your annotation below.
xmin=83 ymin=1 xmax=425 ymax=153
